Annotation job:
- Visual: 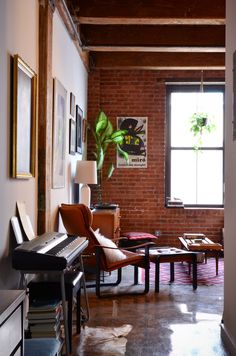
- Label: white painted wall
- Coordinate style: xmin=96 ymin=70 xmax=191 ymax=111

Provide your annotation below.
xmin=222 ymin=0 xmax=236 ymax=352
xmin=51 ymin=9 xmax=88 ymax=228
xmin=0 ymin=0 xmax=38 ymax=288
xmin=0 ymin=2 xmax=88 ymax=288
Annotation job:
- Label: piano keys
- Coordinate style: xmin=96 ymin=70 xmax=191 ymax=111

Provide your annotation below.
xmin=12 ymin=232 xmax=88 ymax=271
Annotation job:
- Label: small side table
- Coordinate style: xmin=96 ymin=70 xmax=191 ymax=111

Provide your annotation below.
xmin=149 ymin=248 xmax=198 ymax=293
xmin=179 ymin=235 xmax=223 ymax=275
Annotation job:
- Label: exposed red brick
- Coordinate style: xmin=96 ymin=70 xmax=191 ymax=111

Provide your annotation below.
xmin=88 ymin=69 xmax=224 ymax=247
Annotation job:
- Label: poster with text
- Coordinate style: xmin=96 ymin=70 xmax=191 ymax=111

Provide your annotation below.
xmin=117 ymin=117 xmax=147 ymax=168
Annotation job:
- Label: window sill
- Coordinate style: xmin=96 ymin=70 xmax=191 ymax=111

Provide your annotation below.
xmin=166 ymin=205 xmax=224 ymax=210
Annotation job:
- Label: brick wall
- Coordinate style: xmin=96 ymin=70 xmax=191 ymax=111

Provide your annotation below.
xmin=87 ymin=69 xmax=224 ymax=247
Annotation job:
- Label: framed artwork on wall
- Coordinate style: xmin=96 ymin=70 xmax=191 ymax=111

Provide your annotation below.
xmin=76 ymin=105 xmax=83 ymax=153
xmin=11 ymin=54 xmax=37 ymax=178
xmin=117 ymin=116 xmax=148 ymax=168
xmin=70 ymin=92 xmax=75 ymax=117
xmin=69 ymin=118 xmax=76 ymax=155
xmin=52 ymin=78 xmax=67 ymax=188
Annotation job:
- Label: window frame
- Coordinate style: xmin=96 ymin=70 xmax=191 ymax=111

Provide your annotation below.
xmin=165 ymin=83 xmax=225 ymax=208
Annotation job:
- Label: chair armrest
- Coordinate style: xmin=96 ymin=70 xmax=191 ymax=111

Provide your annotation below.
xmin=94 ymin=244 xmax=122 ymax=250
xmin=94 ymin=242 xmax=155 ymax=251
xmin=120 ymin=242 xmax=156 ymax=250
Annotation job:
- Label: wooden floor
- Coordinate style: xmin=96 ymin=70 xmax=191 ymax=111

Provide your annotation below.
xmin=71 ymin=265 xmax=227 ymax=356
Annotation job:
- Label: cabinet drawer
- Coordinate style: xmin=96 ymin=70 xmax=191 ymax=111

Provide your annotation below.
xmin=0 ymin=305 xmax=22 ymax=356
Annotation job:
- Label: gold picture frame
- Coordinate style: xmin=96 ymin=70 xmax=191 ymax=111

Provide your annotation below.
xmin=12 ymin=55 xmax=37 ymax=178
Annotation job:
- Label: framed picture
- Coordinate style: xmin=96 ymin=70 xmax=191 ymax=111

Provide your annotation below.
xmin=117 ymin=116 xmax=148 ymax=168
xmin=12 ymin=55 xmax=37 ymax=178
xmin=70 ymin=92 xmax=75 ymax=117
xmin=82 ymin=118 xmax=87 ymax=143
xmin=69 ymin=118 xmax=76 ymax=155
xmin=52 ymin=78 xmax=67 ymax=188
xmin=76 ymin=105 xmax=83 ymax=153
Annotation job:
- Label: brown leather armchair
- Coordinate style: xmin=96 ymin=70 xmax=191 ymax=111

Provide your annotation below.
xmin=59 ymin=204 xmax=151 ymax=297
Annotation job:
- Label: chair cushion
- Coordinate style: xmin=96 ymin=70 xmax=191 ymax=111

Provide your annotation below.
xmin=122 ymin=231 xmax=157 ymax=240
xmin=94 ymin=229 xmax=126 ymax=263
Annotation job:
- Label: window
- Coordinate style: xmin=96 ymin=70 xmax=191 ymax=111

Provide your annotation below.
xmin=166 ymin=84 xmax=224 ymax=207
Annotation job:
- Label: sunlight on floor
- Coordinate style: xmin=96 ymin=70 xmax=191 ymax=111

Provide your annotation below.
xmin=170 ymin=314 xmax=224 ymax=356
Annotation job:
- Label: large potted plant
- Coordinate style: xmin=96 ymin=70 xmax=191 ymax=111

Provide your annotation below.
xmin=91 ymin=110 xmax=128 ymax=205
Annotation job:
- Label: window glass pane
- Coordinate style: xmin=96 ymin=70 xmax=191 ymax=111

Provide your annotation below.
xmin=170 ymin=150 xmax=223 ymax=205
xmin=197 ymin=150 xmax=223 ymax=205
xmin=171 ymin=150 xmax=197 ymax=204
xmin=171 ymin=92 xmax=223 ymax=148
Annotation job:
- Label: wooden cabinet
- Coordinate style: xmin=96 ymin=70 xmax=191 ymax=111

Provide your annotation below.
xmin=0 ymin=290 xmax=25 ymax=356
xmin=92 ymin=207 xmax=120 ymax=240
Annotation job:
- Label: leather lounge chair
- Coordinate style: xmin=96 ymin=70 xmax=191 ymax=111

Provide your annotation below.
xmin=59 ymin=203 xmax=152 ymax=297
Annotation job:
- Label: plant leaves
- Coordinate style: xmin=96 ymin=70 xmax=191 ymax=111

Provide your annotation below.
xmin=117 ymin=145 xmax=129 ymax=163
xmin=107 ymin=163 xmax=115 ymax=179
xmin=92 ymin=110 xmax=129 ymax=178
xmin=95 ymin=111 xmax=108 ymax=134
xmin=111 ymin=129 xmax=127 ymax=139
xmin=97 ymin=147 xmax=104 ymax=170
xmin=101 ymin=120 xmax=113 ymax=142
xmin=111 ymin=135 xmax=124 ymax=144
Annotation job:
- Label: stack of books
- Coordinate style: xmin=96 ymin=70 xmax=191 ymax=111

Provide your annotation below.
xmin=27 ymin=298 xmax=62 ymax=339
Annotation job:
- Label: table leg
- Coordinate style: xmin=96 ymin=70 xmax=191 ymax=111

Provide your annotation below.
xmin=192 ymin=254 xmax=197 ymax=290
xmin=170 ymin=262 xmax=175 ymax=282
xmin=134 ymin=266 xmax=139 ymax=285
xmin=60 ymin=272 xmax=70 ymax=356
xmin=216 ymin=253 xmax=219 ymax=275
xmin=155 ymin=258 xmax=160 ymax=293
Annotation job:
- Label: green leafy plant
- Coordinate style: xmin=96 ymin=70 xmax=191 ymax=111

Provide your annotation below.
xmin=91 ymin=110 xmax=128 ymax=203
xmin=190 ymin=112 xmax=215 ymax=150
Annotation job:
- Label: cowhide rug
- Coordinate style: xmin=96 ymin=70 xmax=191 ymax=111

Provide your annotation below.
xmin=76 ymin=324 xmax=133 ymax=355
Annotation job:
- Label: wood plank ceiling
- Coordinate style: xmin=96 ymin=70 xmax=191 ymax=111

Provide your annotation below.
xmin=65 ymin=0 xmax=225 ymax=70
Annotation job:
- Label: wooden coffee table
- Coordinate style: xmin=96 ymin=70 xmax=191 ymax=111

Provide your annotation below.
xmin=178 ymin=234 xmax=223 ymax=275
xmin=148 ymin=247 xmax=198 ymax=293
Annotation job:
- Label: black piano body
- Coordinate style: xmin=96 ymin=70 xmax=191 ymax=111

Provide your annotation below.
xmin=12 ymin=232 xmax=88 ymax=271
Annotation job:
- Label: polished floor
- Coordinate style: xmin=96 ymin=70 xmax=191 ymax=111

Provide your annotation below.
xmin=72 ymin=265 xmax=228 ymax=356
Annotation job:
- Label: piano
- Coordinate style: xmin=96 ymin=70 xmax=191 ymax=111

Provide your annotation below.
xmin=12 ymin=232 xmax=89 ymax=356
xmin=12 ymin=232 xmax=88 ymax=271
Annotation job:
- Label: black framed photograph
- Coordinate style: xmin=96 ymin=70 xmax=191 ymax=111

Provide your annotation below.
xmin=12 ymin=54 xmax=37 ymax=178
xmin=69 ymin=118 xmax=76 ymax=155
xmin=70 ymin=92 xmax=75 ymax=117
xmin=76 ymin=105 xmax=83 ymax=153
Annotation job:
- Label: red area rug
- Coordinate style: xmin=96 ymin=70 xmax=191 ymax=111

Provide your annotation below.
xmin=142 ymin=257 xmax=224 ymax=286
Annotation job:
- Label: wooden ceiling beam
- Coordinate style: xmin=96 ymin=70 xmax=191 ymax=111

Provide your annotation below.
xmin=78 ymin=17 xmax=224 ymax=26
xmin=73 ymin=0 xmax=225 ymax=25
xmin=56 ymin=0 xmax=89 ymax=70
xmin=80 ymin=25 xmax=225 ymax=47
xmin=91 ymin=52 xmax=225 ymax=70
xmin=85 ymin=46 xmax=225 ymax=53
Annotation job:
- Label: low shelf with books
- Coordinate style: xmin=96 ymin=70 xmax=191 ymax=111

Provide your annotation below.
xmin=27 ymin=298 xmax=64 ymax=346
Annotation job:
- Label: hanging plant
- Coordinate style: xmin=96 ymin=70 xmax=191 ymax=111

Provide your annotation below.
xmin=189 ymin=112 xmax=215 ymax=150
